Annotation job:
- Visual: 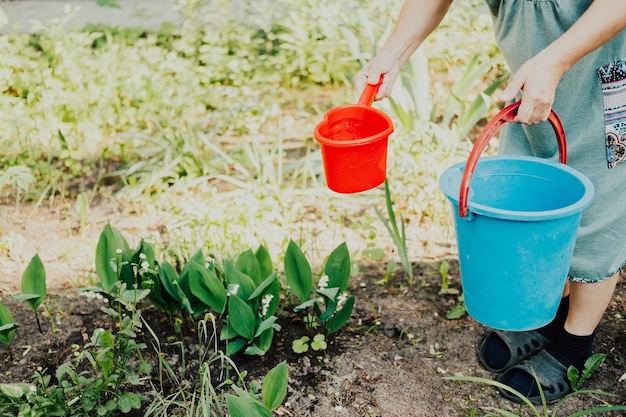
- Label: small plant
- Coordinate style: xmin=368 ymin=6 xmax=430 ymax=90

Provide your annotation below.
xmin=0 ymin=283 xmax=150 ymax=416
xmin=374 ymin=180 xmax=413 ymax=284
xmin=226 ymin=361 xmax=288 ymax=417
xmin=284 ymin=240 xmax=355 ymax=337
xmin=446 ymin=367 xmax=626 ymax=416
xmin=219 ymin=247 xmax=281 ymax=356
xmin=0 ymin=301 xmax=19 ymax=358
xmin=12 ymin=254 xmax=47 ymax=333
xmin=430 ymin=260 xmax=467 ymax=320
xmin=568 ymin=353 xmax=607 ymax=392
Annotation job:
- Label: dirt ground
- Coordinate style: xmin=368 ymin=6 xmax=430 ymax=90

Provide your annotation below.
xmin=1 ymin=201 xmax=626 ymax=417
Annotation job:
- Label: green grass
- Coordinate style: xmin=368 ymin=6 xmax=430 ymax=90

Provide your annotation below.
xmin=0 ymin=0 xmax=500 ymax=268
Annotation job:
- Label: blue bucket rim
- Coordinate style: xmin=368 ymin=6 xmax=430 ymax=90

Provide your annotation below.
xmin=439 ymin=155 xmax=595 ymax=221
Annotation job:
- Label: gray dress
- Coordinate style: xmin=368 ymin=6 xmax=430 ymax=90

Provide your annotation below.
xmin=484 ymin=0 xmax=626 ymax=282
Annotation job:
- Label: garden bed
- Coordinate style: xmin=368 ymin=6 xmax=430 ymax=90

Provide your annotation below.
xmin=1 ymin=203 xmax=625 ymax=417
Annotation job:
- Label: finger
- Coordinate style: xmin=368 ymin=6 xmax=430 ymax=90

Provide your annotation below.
xmin=499 ymin=74 xmax=525 ymax=103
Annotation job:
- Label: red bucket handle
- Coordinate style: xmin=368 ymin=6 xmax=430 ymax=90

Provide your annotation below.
xmin=458 ymin=101 xmax=567 ymax=218
xmin=357 ymin=75 xmax=384 ymax=106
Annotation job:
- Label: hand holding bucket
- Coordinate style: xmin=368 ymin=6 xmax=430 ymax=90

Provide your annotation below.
xmin=439 ymin=102 xmax=594 ymax=330
xmin=458 ymin=101 xmax=567 ymax=217
xmin=314 ymin=76 xmax=394 ymax=194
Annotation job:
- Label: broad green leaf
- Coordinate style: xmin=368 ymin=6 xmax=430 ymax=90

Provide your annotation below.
xmin=177 ymin=262 xmax=208 ymax=317
xmin=158 ymin=261 xmax=181 ymax=303
xmin=226 ymin=338 xmax=247 ymax=355
xmin=293 ymin=298 xmax=316 ymax=312
xmin=255 ymin=245 xmax=273 ymax=280
xmin=317 ymin=302 xmax=337 ymax=323
xmin=95 ymin=223 xmax=132 ymax=293
xmin=327 ymin=296 xmax=355 ymax=334
xmin=228 ymin=296 xmax=255 ymax=340
xmin=254 ymin=316 xmax=278 ymax=338
xmin=316 ymin=287 xmax=339 ymax=301
xmin=220 ymin=323 xmax=238 ymax=341
xmin=0 ymin=302 xmax=18 ymax=345
xmin=0 ymin=383 xmax=31 ymax=399
xmin=226 ymin=394 xmax=273 ymax=417
xmin=248 ymin=272 xmax=277 ymax=300
xmin=20 ymin=254 xmax=46 ymax=311
xmin=324 ymin=242 xmax=350 ymax=292
xmin=224 ymin=260 xmax=256 ymax=301
xmin=189 ymin=261 xmax=226 ymax=314
xmin=245 ymin=344 xmax=268 ymax=356
xmin=236 ymin=249 xmax=262 ymax=285
xmin=188 ymin=249 xmax=205 ymax=266
xmin=284 ymin=240 xmax=312 ymax=303
xmin=0 ymin=323 xmax=19 ymax=345
xmin=262 ymin=361 xmax=288 ymax=411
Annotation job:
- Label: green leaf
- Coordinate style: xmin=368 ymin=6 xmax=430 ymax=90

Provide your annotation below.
xmin=0 ymin=302 xmax=18 ymax=345
xmin=284 ymin=240 xmax=312 ymax=303
xmin=445 ymin=304 xmax=466 ymax=320
xmin=248 ymin=272 xmax=277 ymax=301
xmin=256 ymin=327 xmax=275 ymax=353
xmin=158 ymin=261 xmax=181 ymax=303
xmin=20 ymin=254 xmax=46 ymax=311
xmin=178 ymin=263 xmax=207 ymax=315
xmin=316 ymin=287 xmax=339 ymax=301
xmin=117 ymin=392 xmax=142 ymax=413
xmin=324 ymin=242 xmax=350 ymax=292
xmin=292 ymin=336 xmax=309 ymax=353
xmin=95 ymin=223 xmax=132 ymax=293
xmin=255 ymin=245 xmax=273 ymax=281
xmin=254 ymin=316 xmax=279 ymax=338
xmin=327 ymin=296 xmax=355 ymax=334
xmin=262 ymin=361 xmax=288 ymax=411
xmin=311 ymin=334 xmax=327 ymax=351
xmin=293 ymin=298 xmax=317 ymax=312
xmin=224 ymin=260 xmax=256 ymax=301
xmin=226 ymin=395 xmax=273 ymax=417
xmin=228 ymin=296 xmax=256 ymax=340
xmin=226 ymin=338 xmax=247 ymax=355
xmin=188 ymin=261 xmax=227 ymax=314
xmin=236 ymin=249 xmax=262 ymax=285
xmin=0 ymin=383 xmax=31 ymax=399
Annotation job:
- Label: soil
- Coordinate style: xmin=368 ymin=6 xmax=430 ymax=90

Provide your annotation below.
xmin=1 ymin=201 xmax=626 ymax=417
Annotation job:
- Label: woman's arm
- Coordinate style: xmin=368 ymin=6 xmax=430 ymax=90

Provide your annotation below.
xmin=354 ymin=0 xmax=454 ymax=100
xmin=502 ymin=0 xmax=626 ymax=124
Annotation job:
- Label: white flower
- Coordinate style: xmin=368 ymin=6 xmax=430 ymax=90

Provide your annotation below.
xmin=337 ymin=292 xmax=348 ymax=308
xmin=81 ymin=291 xmax=104 ymax=300
xmin=226 ymin=284 xmax=240 ymax=297
xmin=139 ymin=253 xmax=147 ymax=260
xmin=260 ymin=294 xmax=274 ymax=317
xmin=318 ymin=274 xmax=329 ymax=289
xmin=140 ymin=261 xmax=150 ymax=270
xmin=115 ymin=248 xmax=123 ymax=255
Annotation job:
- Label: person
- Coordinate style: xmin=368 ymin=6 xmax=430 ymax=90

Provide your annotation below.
xmin=355 ymin=0 xmax=626 ymax=404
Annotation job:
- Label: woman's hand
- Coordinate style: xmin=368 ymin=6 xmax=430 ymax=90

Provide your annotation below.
xmin=499 ymin=53 xmax=565 ymax=124
xmin=353 ymin=53 xmax=403 ymax=101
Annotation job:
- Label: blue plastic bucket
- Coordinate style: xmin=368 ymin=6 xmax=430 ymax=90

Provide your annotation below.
xmin=439 ymin=103 xmax=594 ymax=331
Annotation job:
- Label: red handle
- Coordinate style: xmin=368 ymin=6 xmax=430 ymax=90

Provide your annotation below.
xmin=458 ymin=101 xmax=567 ymax=218
xmin=357 ymin=75 xmax=384 ymax=106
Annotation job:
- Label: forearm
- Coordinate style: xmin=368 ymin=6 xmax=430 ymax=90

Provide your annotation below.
xmin=378 ymin=0 xmax=454 ymax=68
xmin=539 ymin=0 xmax=626 ymax=75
